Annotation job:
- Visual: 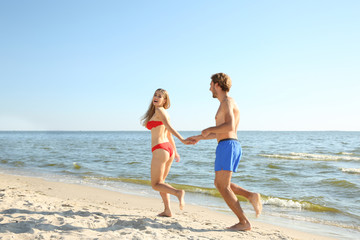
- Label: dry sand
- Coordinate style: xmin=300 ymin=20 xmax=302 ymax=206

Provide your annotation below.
xmin=0 ymin=173 xmax=334 ymax=240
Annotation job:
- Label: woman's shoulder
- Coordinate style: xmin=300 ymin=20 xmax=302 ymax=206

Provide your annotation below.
xmin=155 ymin=107 xmax=167 ymax=115
xmin=155 ymin=107 xmax=170 ymax=120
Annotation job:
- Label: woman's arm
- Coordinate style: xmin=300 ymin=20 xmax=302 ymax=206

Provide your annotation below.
xmin=157 ymin=108 xmax=187 ymax=143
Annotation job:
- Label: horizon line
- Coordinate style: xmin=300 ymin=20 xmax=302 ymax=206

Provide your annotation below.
xmin=1 ymin=130 xmax=359 ymax=132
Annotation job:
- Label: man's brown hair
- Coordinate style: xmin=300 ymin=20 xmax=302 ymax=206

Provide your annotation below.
xmin=211 ymin=73 xmax=231 ymax=92
xmin=211 ymin=73 xmax=232 ymax=92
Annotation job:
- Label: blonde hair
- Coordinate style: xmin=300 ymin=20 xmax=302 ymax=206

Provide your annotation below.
xmin=211 ymin=73 xmax=232 ymax=92
xmin=141 ymin=88 xmax=170 ymax=127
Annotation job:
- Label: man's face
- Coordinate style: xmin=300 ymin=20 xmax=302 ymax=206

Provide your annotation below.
xmin=210 ymin=81 xmax=217 ymax=98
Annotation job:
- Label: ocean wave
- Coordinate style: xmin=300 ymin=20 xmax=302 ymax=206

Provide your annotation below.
xmin=83 ymin=176 xmax=242 ymax=200
xmin=341 ymin=168 xmax=360 ymax=174
xmin=263 ymin=197 xmax=302 ymax=209
xmin=1 ymin=160 xmax=25 ymax=167
xmin=336 ymin=152 xmax=355 ymax=155
xmin=262 ymin=197 xmax=341 ymax=213
xmin=83 ymin=176 xmax=342 ymax=214
xmin=39 ymin=163 xmax=67 ymax=168
xmin=320 ymin=178 xmax=358 ymax=189
xmin=268 ymin=212 xmax=360 ymax=232
xmin=266 ymin=163 xmax=282 ymax=169
xmin=259 ymin=152 xmax=360 ymax=161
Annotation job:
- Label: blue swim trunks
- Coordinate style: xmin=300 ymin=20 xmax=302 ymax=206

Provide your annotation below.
xmin=215 ymin=138 xmax=242 ymax=172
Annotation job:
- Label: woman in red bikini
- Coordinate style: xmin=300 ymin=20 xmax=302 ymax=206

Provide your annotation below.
xmin=141 ymin=88 xmax=193 ymax=217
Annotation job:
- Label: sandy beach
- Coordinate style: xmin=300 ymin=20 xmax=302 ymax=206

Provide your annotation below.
xmin=0 ymin=173 xmax=335 ymax=240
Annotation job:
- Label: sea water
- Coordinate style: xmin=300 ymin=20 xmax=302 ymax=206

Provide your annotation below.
xmin=0 ymin=131 xmax=359 ymax=239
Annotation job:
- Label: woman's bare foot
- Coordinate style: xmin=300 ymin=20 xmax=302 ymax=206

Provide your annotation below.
xmin=177 ymin=190 xmax=185 ymax=210
xmin=158 ymin=209 xmax=172 ymax=217
xmin=249 ymin=192 xmax=262 ymax=217
xmin=227 ymin=222 xmax=251 ymax=231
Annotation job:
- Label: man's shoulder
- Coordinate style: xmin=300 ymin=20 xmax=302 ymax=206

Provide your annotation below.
xmin=221 ymin=97 xmax=237 ymax=107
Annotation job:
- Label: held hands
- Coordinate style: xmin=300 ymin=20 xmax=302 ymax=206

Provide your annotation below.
xmin=182 ymin=138 xmax=197 ymax=145
xmin=181 ymin=128 xmax=212 ymax=146
xmin=186 ymin=127 xmax=213 ymax=143
xmin=185 ymin=135 xmax=202 ymax=145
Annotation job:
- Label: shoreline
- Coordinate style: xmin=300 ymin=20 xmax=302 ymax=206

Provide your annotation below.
xmin=0 ymin=173 xmax=335 ymax=239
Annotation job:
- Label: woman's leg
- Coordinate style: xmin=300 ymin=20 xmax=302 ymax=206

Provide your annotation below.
xmin=158 ymin=153 xmax=175 ymax=217
xmin=151 ymin=149 xmax=185 ymax=212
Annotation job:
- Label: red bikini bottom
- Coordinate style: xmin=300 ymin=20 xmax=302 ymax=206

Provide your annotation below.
xmin=152 ymin=142 xmax=174 ymax=157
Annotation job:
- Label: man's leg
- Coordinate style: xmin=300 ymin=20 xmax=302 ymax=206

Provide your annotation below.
xmin=215 ymin=170 xmax=251 ymax=231
xmin=230 ymin=183 xmax=262 ymax=217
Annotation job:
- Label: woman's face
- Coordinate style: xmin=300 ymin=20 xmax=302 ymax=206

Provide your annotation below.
xmin=153 ymin=90 xmax=166 ymax=108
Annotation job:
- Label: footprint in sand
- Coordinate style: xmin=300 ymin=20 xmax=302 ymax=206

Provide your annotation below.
xmin=61 ymin=204 xmax=73 ymax=208
xmin=23 ymin=200 xmax=33 ymax=207
xmin=52 ymin=217 xmax=65 ymax=225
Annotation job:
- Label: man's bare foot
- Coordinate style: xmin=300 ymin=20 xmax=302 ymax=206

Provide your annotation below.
xmin=249 ymin=192 xmax=262 ymax=217
xmin=158 ymin=209 xmax=172 ymax=217
xmin=177 ymin=190 xmax=185 ymax=210
xmin=227 ymin=222 xmax=251 ymax=231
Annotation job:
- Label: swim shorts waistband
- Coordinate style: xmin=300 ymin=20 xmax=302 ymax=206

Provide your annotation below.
xmin=218 ymin=138 xmax=239 ymax=144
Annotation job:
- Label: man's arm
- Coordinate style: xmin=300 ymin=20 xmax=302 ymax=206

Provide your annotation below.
xmin=185 ymin=133 xmax=216 ymax=144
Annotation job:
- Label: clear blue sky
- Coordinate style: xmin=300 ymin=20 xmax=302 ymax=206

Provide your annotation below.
xmin=1 ymin=1 xmax=359 ymax=131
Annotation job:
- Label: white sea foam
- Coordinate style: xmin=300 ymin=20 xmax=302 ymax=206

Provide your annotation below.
xmin=341 ymin=168 xmax=360 ymax=174
xmin=338 ymin=152 xmax=354 ymax=155
xmin=263 ymin=197 xmax=304 ymax=209
xmin=260 ymin=152 xmax=360 ymax=161
xmin=262 ymin=197 xmax=335 ymax=212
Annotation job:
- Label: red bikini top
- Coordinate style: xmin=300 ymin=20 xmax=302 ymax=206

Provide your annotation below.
xmin=146 ymin=121 xmax=164 ymax=130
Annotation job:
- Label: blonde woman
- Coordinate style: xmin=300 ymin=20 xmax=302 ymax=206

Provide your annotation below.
xmin=141 ymin=88 xmax=193 ymax=217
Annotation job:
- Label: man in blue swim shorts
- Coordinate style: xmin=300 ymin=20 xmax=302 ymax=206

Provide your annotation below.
xmin=188 ymin=73 xmax=262 ymax=231
xmin=215 ymin=138 xmax=242 ymax=172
